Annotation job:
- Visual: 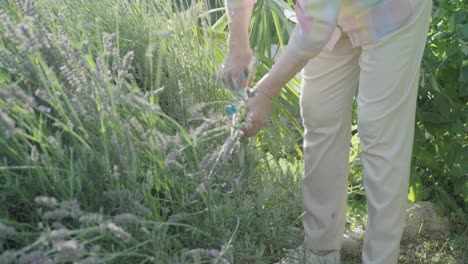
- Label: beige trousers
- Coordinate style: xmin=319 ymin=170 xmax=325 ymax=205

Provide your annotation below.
xmin=299 ymin=1 xmax=432 ymax=263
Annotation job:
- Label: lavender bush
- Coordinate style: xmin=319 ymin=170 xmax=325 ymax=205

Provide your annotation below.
xmin=0 ymin=1 xmax=303 ymax=263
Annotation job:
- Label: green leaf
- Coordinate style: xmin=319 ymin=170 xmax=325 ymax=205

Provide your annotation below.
xmin=408 ymin=172 xmax=432 ymax=202
xmin=460 ymin=40 xmax=468 ymax=56
xmin=447 ymin=15 xmax=456 ymax=33
xmin=415 ymin=147 xmax=440 ymax=170
xmin=446 ymin=41 xmax=460 ymax=57
xmin=460 ymin=65 xmax=468 ymax=96
xmin=408 ymin=185 xmax=417 ymax=202
xmin=454 ymin=180 xmax=468 ymax=202
xmin=439 ymin=141 xmax=462 ymax=164
xmin=428 ymin=75 xmax=441 ymax=93
xmin=408 ymin=173 xmax=422 ymax=202
xmin=271 ymin=10 xmax=285 ymax=48
xmin=413 ymin=124 xmax=426 ymax=143
xmin=418 ymin=112 xmax=451 ymax=123
xmin=437 ymin=188 xmax=461 ymax=212
xmin=449 ymin=163 xmax=467 ymax=177
xmin=463 ymin=24 xmax=468 ymax=38
xmin=450 ymin=121 xmax=466 ymax=138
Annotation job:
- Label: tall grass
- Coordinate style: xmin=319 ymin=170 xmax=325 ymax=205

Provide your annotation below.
xmin=0 ymin=0 xmax=304 ymax=263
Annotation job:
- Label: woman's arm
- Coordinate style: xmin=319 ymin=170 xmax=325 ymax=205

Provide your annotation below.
xmin=256 ymin=0 xmax=342 ymax=99
xmin=223 ymin=0 xmax=256 ymax=83
xmin=225 ymin=0 xmax=255 ymax=51
xmin=244 ymin=0 xmax=342 ymax=137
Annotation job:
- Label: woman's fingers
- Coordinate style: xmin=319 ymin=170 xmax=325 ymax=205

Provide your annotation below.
xmin=243 ymin=122 xmax=260 ymax=137
xmin=243 ymin=98 xmax=268 ymax=138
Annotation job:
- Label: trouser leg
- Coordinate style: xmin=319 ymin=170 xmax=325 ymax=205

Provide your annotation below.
xmin=300 ymin=34 xmax=361 ymax=251
xmin=357 ymin=2 xmax=433 ymax=263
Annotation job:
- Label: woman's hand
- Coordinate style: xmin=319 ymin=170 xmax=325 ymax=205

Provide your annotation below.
xmin=242 ymin=48 xmax=310 ymax=137
xmin=222 ymin=0 xmax=255 ymax=88
xmin=222 ymin=48 xmax=255 ymax=88
xmin=244 ymin=87 xmax=273 ymax=137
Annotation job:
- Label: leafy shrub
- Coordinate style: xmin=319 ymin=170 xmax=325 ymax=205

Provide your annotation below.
xmin=411 ymin=0 xmax=467 ymax=218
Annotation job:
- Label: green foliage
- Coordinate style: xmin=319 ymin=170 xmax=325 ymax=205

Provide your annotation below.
xmin=411 ymin=0 xmax=467 ymax=216
xmin=249 ymin=0 xmax=304 ymax=161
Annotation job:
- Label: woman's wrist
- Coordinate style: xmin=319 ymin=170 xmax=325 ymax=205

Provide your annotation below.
xmin=253 ymin=49 xmax=309 ymax=100
xmin=227 ymin=42 xmax=252 ymax=55
xmin=255 ymin=87 xmax=274 ymax=101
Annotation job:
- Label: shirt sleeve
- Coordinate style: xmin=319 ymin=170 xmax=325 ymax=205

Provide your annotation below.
xmin=286 ymin=0 xmax=341 ymax=59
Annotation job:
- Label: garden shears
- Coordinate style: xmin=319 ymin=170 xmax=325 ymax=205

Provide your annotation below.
xmin=220 ymin=56 xmax=257 ymax=169
xmin=224 ymin=56 xmax=257 ymax=121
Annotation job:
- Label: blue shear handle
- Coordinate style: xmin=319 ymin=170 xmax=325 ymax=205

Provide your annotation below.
xmin=242 ymin=71 xmax=249 ymax=82
xmin=225 ymin=70 xmax=250 ymax=117
xmin=226 ymin=104 xmax=237 ymax=117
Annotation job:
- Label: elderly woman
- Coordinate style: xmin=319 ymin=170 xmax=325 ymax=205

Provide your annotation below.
xmin=222 ymin=0 xmax=433 ymax=263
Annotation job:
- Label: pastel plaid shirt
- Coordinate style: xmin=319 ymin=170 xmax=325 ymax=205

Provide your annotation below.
xmin=226 ymin=0 xmax=427 ymax=58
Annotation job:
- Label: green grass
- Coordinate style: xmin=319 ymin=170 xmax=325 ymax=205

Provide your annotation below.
xmin=0 ymin=0 xmax=466 ymax=263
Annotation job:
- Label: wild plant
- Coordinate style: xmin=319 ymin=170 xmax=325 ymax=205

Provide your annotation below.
xmin=0 ymin=1 xmax=305 ymax=263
